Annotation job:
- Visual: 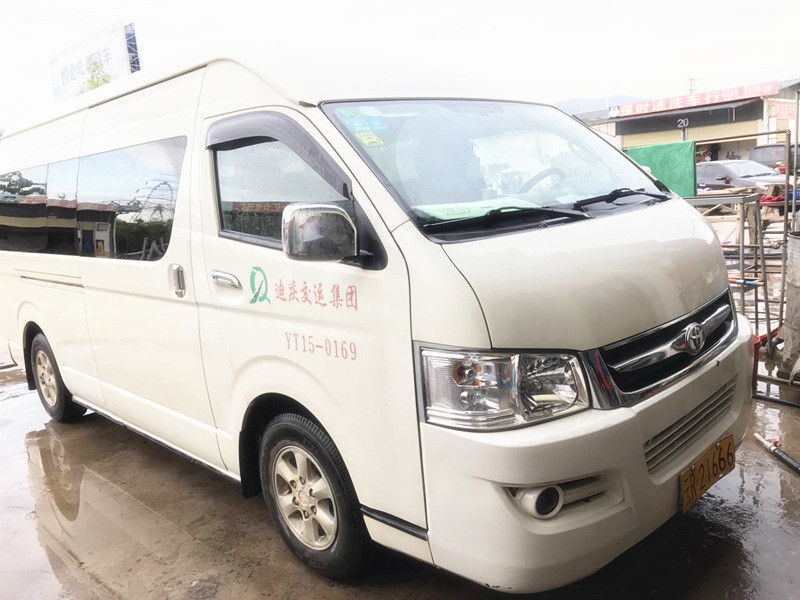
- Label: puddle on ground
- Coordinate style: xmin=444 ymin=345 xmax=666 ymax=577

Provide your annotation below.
xmin=1 ymin=366 xmax=798 ymax=600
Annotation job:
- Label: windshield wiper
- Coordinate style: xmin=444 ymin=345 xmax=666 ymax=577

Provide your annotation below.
xmin=421 ymin=205 xmax=591 ymax=233
xmin=573 ymin=188 xmax=671 ymax=209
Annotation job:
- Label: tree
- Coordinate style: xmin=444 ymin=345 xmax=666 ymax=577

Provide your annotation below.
xmin=80 ymin=57 xmax=111 ymax=93
xmin=0 ymin=171 xmax=39 ymax=195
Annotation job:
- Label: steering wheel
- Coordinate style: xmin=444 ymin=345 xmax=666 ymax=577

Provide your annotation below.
xmin=518 ymin=168 xmax=566 ymax=194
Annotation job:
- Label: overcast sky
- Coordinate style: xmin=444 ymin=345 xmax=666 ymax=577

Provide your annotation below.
xmin=2 ymin=0 xmax=800 ymax=131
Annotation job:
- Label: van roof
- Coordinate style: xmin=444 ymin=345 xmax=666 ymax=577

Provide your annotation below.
xmin=1 ymin=40 xmax=536 ymax=140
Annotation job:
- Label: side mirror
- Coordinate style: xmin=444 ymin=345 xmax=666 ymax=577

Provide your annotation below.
xmin=281 ymin=204 xmax=357 ymax=262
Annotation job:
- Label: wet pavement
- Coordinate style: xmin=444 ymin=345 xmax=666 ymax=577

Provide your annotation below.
xmin=1 ymin=362 xmax=799 ymax=600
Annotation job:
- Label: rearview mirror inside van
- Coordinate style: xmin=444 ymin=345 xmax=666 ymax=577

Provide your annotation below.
xmin=281 ymin=204 xmax=358 ymax=261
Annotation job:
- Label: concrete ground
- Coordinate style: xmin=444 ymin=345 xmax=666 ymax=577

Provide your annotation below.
xmin=1 ymin=353 xmax=798 ymax=600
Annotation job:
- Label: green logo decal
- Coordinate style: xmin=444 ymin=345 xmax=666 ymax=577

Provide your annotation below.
xmin=249 ymin=267 xmax=270 ymax=304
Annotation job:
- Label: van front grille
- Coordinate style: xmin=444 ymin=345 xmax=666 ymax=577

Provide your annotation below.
xmin=599 ymin=292 xmax=735 ymax=394
xmin=643 ymin=378 xmax=736 ymax=472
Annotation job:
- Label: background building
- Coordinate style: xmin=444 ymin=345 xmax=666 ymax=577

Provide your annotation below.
xmin=576 ymin=80 xmax=800 ymax=161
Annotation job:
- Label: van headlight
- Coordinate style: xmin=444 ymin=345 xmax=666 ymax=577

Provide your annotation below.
xmin=421 ymin=349 xmax=590 ymax=430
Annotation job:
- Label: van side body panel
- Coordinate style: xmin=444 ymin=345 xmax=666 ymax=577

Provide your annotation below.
xmin=192 ymin=62 xmax=427 ymax=528
xmin=391 ymin=222 xmax=490 ymax=349
xmin=77 ymin=69 xmax=223 ymax=466
xmin=0 ymin=110 xmax=87 ymax=172
xmin=0 ymin=111 xmax=101 ymax=401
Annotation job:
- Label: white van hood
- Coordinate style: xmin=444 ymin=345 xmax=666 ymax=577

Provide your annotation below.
xmin=443 ymin=200 xmax=728 ymax=351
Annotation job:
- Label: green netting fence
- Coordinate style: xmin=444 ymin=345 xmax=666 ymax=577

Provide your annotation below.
xmin=627 ymin=140 xmax=697 ymax=198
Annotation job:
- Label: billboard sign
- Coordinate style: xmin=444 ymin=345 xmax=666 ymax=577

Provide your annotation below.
xmin=50 ymin=22 xmax=133 ymax=102
xmin=609 ymin=81 xmax=779 ymax=119
xmin=767 ymin=99 xmax=797 ymax=120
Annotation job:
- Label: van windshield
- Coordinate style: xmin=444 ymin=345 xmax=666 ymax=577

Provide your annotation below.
xmin=724 ymin=160 xmax=777 ymax=178
xmin=324 ymin=100 xmax=665 ymax=234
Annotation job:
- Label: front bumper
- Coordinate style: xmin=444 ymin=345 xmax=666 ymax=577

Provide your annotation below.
xmin=420 ymin=315 xmax=753 ymax=593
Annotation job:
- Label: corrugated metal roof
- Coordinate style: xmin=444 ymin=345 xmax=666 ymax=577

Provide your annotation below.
xmin=778 ymin=79 xmax=800 ymax=90
xmin=577 ymin=98 xmax=761 ymax=125
xmin=614 ymin=99 xmax=760 ymax=122
xmin=577 ymin=79 xmax=800 ymax=125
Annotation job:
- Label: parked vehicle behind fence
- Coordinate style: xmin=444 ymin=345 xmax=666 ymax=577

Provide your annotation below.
xmin=0 ymin=56 xmax=754 ymax=593
xmin=697 ymin=159 xmax=784 ymax=191
xmin=749 ymin=143 xmax=799 ymax=174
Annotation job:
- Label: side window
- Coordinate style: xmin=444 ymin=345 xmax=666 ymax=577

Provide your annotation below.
xmin=45 ymin=158 xmax=80 ymax=254
xmin=0 ymin=164 xmax=49 ymax=252
xmin=705 ymin=164 xmax=727 ymax=181
xmin=215 ymin=139 xmax=350 ymax=243
xmin=77 ymin=137 xmax=187 ymax=259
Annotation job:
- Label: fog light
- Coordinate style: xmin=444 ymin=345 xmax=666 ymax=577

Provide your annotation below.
xmin=516 ymin=485 xmax=564 ymax=520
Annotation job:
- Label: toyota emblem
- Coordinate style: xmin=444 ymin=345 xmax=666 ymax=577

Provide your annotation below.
xmin=684 ymin=323 xmax=706 ymax=355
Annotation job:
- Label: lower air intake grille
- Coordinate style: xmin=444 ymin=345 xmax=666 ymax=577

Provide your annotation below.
xmin=644 ymin=378 xmax=736 ymax=473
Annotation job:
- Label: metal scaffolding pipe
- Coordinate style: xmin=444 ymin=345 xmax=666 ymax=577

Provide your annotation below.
xmin=754 ymin=433 xmax=800 ymax=476
xmin=758 ymin=373 xmax=800 ymax=388
xmin=795 ymin=89 xmax=799 ymax=231
xmin=781 ymin=133 xmax=791 ymax=326
xmin=753 ymin=392 xmax=800 ymax=408
xmin=755 ymin=203 xmax=774 ymax=356
xmin=739 ymin=199 xmax=746 ymax=311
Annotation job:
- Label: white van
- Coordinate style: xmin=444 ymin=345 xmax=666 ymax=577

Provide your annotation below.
xmin=0 ymin=58 xmax=754 ymax=593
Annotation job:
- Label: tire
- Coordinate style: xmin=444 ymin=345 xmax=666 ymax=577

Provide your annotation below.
xmin=30 ymin=333 xmax=86 ymax=423
xmin=260 ymin=413 xmax=366 ymax=579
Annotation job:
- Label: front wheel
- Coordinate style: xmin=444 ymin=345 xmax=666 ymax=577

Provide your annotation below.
xmin=260 ymin=413 xmax=366 ymax=579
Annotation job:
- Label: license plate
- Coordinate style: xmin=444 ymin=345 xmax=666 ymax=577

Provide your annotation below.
xmin=679 ymin=434 xmax=736 ymax=513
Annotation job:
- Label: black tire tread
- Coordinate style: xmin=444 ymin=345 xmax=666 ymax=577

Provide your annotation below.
xmin=260 ymin=412 xmax=366 ymax=579
xmin=30 ymin=333 xmax=86 ymax=423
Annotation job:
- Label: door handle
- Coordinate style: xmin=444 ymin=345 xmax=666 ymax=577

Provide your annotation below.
xmin=170 ymin=264 xmax=186 ymax=298
xmin=211 ymin=270 xmax=242 ymax=289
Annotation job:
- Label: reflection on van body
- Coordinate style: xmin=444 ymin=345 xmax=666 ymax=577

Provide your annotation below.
xmin=0 ymin=196 xmax=119 ymax=256
xmin=0 ymin=167 xmax=49 ymax=252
